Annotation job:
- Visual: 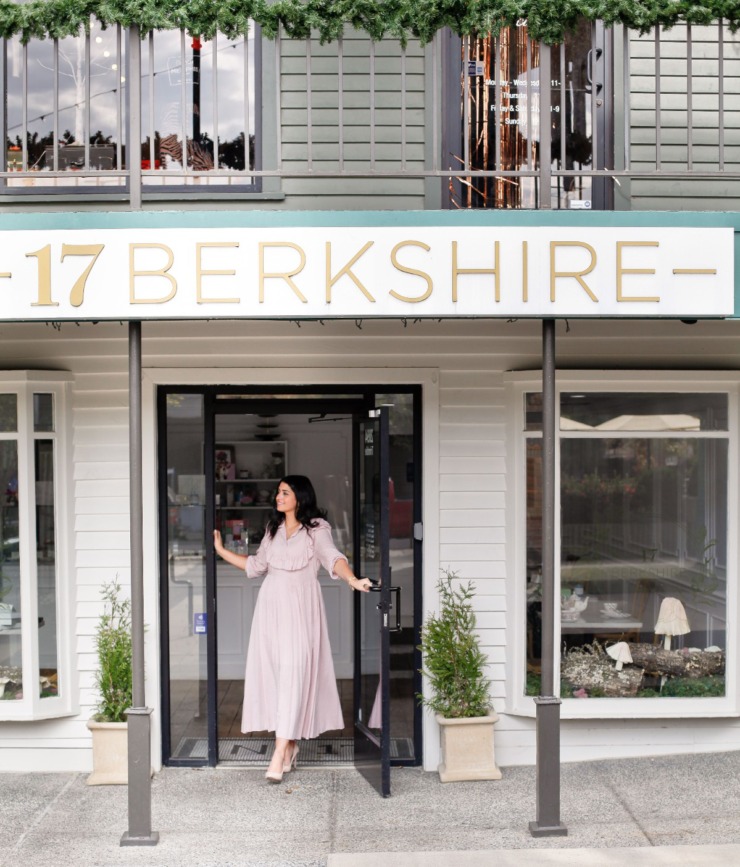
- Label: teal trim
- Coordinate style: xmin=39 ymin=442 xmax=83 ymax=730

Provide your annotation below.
xmin=2 ymin=210 xmax=740 ymax=232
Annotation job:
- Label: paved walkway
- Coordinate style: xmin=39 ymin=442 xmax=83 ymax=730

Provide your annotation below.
xmin=1 ymin=751 xmax=740 ymax=866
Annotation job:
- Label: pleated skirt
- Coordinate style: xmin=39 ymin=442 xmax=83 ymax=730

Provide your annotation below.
xmin=241 ymin=568 xmax=344 ymax=740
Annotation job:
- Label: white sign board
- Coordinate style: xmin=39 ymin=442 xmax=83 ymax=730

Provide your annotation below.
xmin=0 ymin=226 xmax=733 ymax=320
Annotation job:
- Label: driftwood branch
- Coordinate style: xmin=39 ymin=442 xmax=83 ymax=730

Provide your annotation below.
xmin=561 ymin=650 xmax=643 ymax=697
xmin=627 ymin=644 xmax=725 ymax=679
xmin=560 ymin=642 xmax=725 ymax=698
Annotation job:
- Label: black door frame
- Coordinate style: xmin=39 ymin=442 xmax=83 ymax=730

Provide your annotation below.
xmin=158 ymin=384 xmax=424 ymax=769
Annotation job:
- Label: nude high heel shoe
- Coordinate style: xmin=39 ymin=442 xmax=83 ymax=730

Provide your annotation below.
xmin=283 ymin=745 xmax=299 ymax=774
xmin=265 ymin=768 xmax=284 ymax=783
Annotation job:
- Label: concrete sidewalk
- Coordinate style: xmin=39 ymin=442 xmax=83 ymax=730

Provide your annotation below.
xmin=1 ymin=751 xmax=740 ymax=866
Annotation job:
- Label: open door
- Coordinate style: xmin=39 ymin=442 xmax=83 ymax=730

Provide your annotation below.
xmin=353 ymin=407 xmax=391 ymax=796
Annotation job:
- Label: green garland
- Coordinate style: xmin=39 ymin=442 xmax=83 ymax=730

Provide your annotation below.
xmin=1 ymin=0 xmax=740 ymax=45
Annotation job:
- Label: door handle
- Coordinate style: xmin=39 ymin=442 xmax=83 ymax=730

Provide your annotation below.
xmin=389 ymin=586 xmax=402 ymax=632
xmin=367 ymin=580 xmax=401 ymax=632
xmin=585 ymin=48 xmax=603 ymax=94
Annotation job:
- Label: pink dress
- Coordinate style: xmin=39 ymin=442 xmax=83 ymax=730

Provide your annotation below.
xmin=242 ymin=518 xmax=346 ymax=739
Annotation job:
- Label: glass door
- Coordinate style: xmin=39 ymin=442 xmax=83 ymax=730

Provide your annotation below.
xmin=353 ymin=408 xmax=391 ymax=796
xmin=159 ymin=391 xmax=212 ymax=765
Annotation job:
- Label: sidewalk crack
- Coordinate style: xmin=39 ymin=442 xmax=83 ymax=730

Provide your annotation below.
xmin=604 ymin=771 xmax=655 ymax=845
xmin=11 ymin=774 xmax=80 ymax=855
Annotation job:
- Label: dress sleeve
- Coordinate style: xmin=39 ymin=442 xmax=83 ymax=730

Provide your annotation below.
xmin=311 ymin=522 xmax=348 ymax=580
xmin=245 ymin=533 xmax=270 ymax=579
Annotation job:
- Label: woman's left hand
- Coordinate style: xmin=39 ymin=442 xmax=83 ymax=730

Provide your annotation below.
xmin=349 ymin=576 xmax=372 ymax=593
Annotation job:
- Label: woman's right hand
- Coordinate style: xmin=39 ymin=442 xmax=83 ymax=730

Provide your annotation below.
xmin=213 ymin=529 xmax=224 ymax=553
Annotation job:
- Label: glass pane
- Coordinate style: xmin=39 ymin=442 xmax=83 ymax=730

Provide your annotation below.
xmin=0 ymin=441 xmax=21 ymax=700
xmin=526 ymin=392 xmax=729 ymax=432
xmin=376 ymin=393 xmax=415 ymax=757
xmin=36 ymin=440 xmax=58 ymax=699
xmin=561 ymin=393 xmax=728 ymax=432
xmin=217 ymin=36 xmax=254 ymax=173
xmin=33 ymin=394 xmax=54 ymax=432
xmin=560 ymin=437 xmax=727 ymax=699
xmin=6 ymin=37 xmax=54 ymax=175
xmin=144 ymin=30 xmax=255 ymax=186
xmin=525 ymin=439 xmax=543 ymax=695
xmin=88 ymin=22 xmax=125 ymax=172
xmin=7 ymin=25 xmax=125 ymax=190
xmin=0 ymin=395 xmax=18 ymax=432
xmin=166 ymin=393 xmax=208 ymax=756
xmin=358 ymin=417 xmax=382 ymax=734
xmin=458 ymin=21 xmax=593 ymax=209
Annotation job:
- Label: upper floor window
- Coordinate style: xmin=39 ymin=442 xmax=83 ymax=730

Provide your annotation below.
xmin=2 ymin=21 xmax=258 ymax=194
xmin=449 ymin=19 xmax=611 ymax=210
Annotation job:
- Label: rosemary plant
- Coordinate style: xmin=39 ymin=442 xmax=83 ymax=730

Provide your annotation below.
xmin=93 ymin=579 xmax=132 ymax=723
xmin=418 ymin=570 xmax=491 ymax=719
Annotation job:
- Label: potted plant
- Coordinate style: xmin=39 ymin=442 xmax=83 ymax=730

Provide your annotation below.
xmin=86 ymin=579 xmax=132 ymax=785
xmin=418 ymin=569 xmax=501 ymax=782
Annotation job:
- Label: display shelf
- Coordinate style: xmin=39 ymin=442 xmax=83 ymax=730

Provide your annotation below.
xmin=214 ymin=440 xmax=287 ymax=555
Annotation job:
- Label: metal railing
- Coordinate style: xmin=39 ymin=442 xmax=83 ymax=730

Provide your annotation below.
xmin=1 ymin=21 xmax=738 ymax=204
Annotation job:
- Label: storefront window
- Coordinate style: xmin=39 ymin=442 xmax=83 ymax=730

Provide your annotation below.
xmin=525 ymin=390 xmax=729 ymax=702
xmin=0 ymin=429 xmax=21 ymax=700
xmin=0 ymin=379 xmax=70 ymax=719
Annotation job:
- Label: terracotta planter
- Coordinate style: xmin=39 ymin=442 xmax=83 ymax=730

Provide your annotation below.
xmin=436 ymin=711 xmax=502 ymax=782
xmin=86 ymin=719 xmax=128 ymax=785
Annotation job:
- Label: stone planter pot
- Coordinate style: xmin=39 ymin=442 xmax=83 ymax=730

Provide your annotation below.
xmin=436 ymin=711 xmax=502 ymax=782
xmin=86 ymin=719 xmax=128 ymax=785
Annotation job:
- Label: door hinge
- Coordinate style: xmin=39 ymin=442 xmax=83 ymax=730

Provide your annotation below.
xmin=413 ymin=522 xmax=423 ymax=542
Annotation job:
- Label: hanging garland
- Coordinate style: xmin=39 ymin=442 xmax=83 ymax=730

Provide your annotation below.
xmin=1 ymin=0 xmax=739 ymax=46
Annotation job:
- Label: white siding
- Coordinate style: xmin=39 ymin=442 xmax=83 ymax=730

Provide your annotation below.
xmin=2 ymin=316 xmax=740 ymax=769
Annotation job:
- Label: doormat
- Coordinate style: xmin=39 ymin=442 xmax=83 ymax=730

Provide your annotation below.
xmin=172 ymin=736 xmax=415 ymax=764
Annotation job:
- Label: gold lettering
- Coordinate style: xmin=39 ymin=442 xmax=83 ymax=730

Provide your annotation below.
xmin=196 ymin=242 xmax=240 ymax=304
xmin=325 ymin=241 xmax=375 ymax=303
xmin=550 ymin=242 xmax=598 ymax=302
xmin=617 ymin=241 xmax=659 ymax=302
xmin=389 ymin=241 xmax=433 ymax=303
xmin=522 ymin=241 xmax=528 ymax=302
xmin=129 ymin=243 xmax=177 ymax=304
xmin=61 ymin=244 xmax=105 ymax=307
xmin=258 ymin=242 xmax=307 ymax=303
xmin=452 ymin=241 xmax=500 ymax=302
xmin=27 ymin=245 xmax=56 ymax=307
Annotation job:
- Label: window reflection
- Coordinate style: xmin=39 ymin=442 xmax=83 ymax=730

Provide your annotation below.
xmin=458 ymin=19 xmax=596 ymax=209
xmin=5 ymin=21 xmax=126 ymax=188
xmin=4 ymin=23 xmax=256 ymax=191
xmin=143 ymin=31 xmax=256 ymax=186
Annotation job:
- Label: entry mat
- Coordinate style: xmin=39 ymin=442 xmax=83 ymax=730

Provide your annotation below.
xmin=173 ymin=736 xmax=415 ymax=765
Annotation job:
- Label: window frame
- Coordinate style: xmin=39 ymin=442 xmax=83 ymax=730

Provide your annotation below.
xmin=505 ymin=370 xmax=739 ymax=719
xmin=0 ymin=371 xmax=75 ymax=721
xmin=1 ymin=24 xmax=264 ymax=200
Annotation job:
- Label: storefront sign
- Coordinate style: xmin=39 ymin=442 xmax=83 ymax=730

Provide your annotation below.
xmin=0 ymin=226 xmax=732 ymax=320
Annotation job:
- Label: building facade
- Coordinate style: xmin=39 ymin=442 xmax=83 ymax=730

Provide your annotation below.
xmin=1 ymin=10 xmax=739 ymax=782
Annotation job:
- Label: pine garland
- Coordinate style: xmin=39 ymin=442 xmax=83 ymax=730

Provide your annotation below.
xmin=1 ymin=0 xmax=739 ymax=45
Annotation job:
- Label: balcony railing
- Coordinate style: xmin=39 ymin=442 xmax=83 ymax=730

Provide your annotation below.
xmin=1 ymin=21 xmax=738 ymax=208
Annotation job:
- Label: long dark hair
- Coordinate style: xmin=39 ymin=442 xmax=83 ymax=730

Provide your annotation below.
xmin=266 ymin=475 xmax=327 ymax=539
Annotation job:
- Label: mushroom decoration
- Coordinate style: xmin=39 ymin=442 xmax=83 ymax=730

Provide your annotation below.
xmin=606 ymin=641 xmax=633 ymax=671
xmin=654 ymin=597 xmax=690 ymax=650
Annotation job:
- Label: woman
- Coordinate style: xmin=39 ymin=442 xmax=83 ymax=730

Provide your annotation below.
xmin=213 ymin=474 xmax=371 ymax=782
